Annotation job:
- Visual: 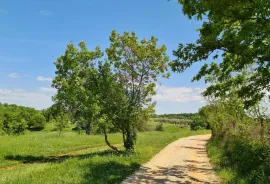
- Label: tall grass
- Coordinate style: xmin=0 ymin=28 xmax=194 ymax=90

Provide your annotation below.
xmin=207 ymin=135 xmax=270 ymax=184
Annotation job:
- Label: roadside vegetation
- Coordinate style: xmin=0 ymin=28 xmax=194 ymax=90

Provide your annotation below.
xmin=174 ymin=0 xmax=270 ymax=183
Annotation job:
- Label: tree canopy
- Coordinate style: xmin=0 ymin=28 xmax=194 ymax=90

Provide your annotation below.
xmin=171 ymin=0 xmax=270 ymax=107
xmin=52 ymin=30 xmax=169 ymax=151
xmin=0 ymin=103 xmax=42 ymax=135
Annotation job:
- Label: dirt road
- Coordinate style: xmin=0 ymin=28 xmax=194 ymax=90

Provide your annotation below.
xmin=122 ymin=134 xmax=219 ymax=184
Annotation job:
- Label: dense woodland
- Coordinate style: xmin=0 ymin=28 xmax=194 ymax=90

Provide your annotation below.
xmin=0 ymin=103 xmax=46 ymax=135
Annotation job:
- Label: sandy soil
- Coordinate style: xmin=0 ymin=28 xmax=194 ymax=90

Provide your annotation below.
xmin=122 ymin=134 xmax=219 ymax=184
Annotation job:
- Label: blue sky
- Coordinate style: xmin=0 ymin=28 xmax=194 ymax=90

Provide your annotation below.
xmin=0 ymin=0 xmax=207 ymax=114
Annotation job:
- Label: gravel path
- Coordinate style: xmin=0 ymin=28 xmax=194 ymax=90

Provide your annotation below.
xmin=122 ymin=134 xmax=219 ymax=184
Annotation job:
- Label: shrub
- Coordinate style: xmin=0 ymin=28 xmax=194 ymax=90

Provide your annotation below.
xmin=0 ymin=119 xmax=6 ymax=135
xmin=155 ymin=123 xmax=164 ymax=131
xmin=30 ymin=114 xmax=46 ymax=130
xmin=190 ymin=115 xmax=208 ymax=131
xmin=10 ymin=119 xmax=28 ymax=135
xmin=1 ymin=113 xmax=28 ymax=135
xmin=208 ymin=136 xmax=270 ymax=183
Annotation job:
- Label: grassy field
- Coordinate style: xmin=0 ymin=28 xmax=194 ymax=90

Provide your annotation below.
xmin=0 ymin=122 xmax=210 ymax=184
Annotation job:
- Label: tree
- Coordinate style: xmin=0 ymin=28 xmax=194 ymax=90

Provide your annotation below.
xmin=30 ymin=114 xmax=46 ymax=130
xmin=52 ymin=42 xmax=103 ymax=135
xmin=95 ymin=61 xmax=125 ymax=151
xmin=2 ymin=112 xmax=27 ymax=135
xmin=52 ymin=31 xmax=169 ymax=151
xmin=171 ymin=0 xmax=270 ymax=108
xmin=54 ymin=112 xmax=70 ymax=136
xmin=106 ymin=30 xmax=170 ymax=150
xmin=0 ymin=103 xmax=40 ymax=134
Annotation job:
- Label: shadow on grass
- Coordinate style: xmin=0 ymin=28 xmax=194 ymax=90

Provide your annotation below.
xmin=4 ymin=150 xmax=142 ymax=184
xmin=81 ymin=161 xmax=140 ymax=184
xmin=4 ymin=150 xmax=131 ymax=165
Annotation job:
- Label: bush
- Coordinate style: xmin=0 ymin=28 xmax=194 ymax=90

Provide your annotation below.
xmin=190 ymin=115 xmax=208 ymax=131
xmin=1 ymin=113 xmax=28 ymax=135
xmin=30 ymin=114 xmax=46 ymax=130
xmin=10 ymin=119 xmax=28 ymax=135
xmin=0 ymin=120 xmax=6 ymax=135
xmin=208 ymin=136 xmax=270 ymax=183
xmin=155 ymin=123 xmax=164 ymax=131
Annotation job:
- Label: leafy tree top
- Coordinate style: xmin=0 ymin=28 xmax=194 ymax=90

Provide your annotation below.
xmin=171 ymin=0 xmax=270 ymax=108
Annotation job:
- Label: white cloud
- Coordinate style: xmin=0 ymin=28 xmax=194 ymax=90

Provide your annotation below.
xmin=37 ymin=87 xmax=57 ymax=93
xmin=0 ymin=88 xmax=53 ymax=110
xmin=9 ymin=73 xmax=20 ymax=78
xmin=39 ymin=10 xmax=52 ymax=16
xmin=153 ymin=86 xmax=205 ymax=103
xmin=8 ymin=73 xmax=30 ymax=78
xmin=37 ymin=76 xmax=52 ymax=82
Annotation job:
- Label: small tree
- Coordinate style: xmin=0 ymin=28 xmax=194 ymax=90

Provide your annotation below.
xmin=52 ymin=42 xmax=103 ymax=135
xmin=190 ymin=115 xmax=207 ymax=131
xmin=30 ymin=114 xmax=46 ymax=130
xmin=54 ymin=113 xmax=70 ymax=136
xmin=11 ymin=119 xmax=28 ymax=135
xmin=106 ymin=30 xmax=170 ymax=150
xmin=2 ymin=112 xmax=27 ymax=135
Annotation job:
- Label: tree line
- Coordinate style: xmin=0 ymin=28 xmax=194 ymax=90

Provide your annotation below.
xmin=0 ymin=103 xmax=46 ymax=135
xmin=152 ymin=113 xmax=197 ymax=119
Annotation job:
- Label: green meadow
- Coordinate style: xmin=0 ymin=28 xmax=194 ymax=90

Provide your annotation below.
xmin=0 ymin=122 xmax=209 ymax=184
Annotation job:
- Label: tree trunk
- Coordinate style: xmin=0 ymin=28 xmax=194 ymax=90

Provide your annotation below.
xmin=122 ymin=128 xmax=126 ymax=143
xmin=124 ymin=130 xmax=135 ymax=150
xmin=58 ymin=129 xmax=62 ymax=136
xmin=103 ymin=128 xmax=120 ymax=152
xmin=85 ymin=123 xmax=91 ymax=135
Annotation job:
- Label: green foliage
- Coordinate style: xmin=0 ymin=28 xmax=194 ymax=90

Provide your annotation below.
xmin=0 ymin=104 xmax=38 ymax=135
xmin=208 ymin=137 xmax=270 ymax=183
xmin=152 ymin=118 xmax=191 ymax=125
xmin=155 ymin=123 xmax=164 ymax=131
xmin=190 ymin=107 xmax=210 ymax=131
xmin=41 ymin=106 xmax=58 ymax=123
xmin=52 ymin=30 xmax=169 ymax=151
xmin=190 ymin=115 xmax=207 ymax=131
xmin=54 ymin=113 xmax=70 ymax=136
xmin=171 ymin=0 xmax=270 ymax=108
xmin=10 ymin=119 xmax=28 ymax=135
xmin=0 ymin=119 xmax=5 ymax=135
xmin=153 ymin=113 xmax=197 ymax=119
xmin=52 ymin=41 xmax=103 ymax=135
xmin=200 ymin=96 xmax=270 ymax=183
xmin=106 ymin=30 xmax=170 ymax=150
xmin=30 ymin=114 xmax=46 ymax=130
